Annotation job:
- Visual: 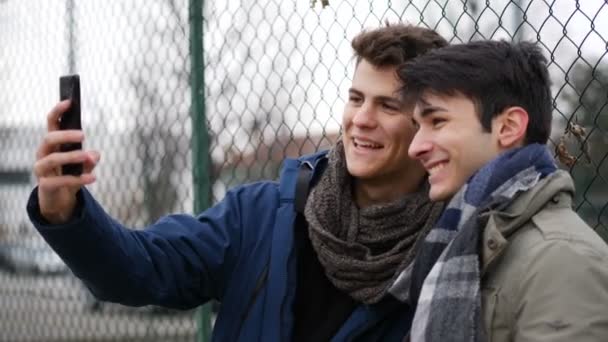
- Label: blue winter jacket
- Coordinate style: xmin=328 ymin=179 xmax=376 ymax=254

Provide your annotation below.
xmin=27 ymin=151 xmax=413 ymax=341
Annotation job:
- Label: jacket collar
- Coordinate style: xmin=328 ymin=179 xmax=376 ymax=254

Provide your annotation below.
xmin=479 ymin=170 xmax=575 ymax=275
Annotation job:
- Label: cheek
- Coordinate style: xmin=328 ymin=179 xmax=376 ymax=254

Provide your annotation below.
xmin=342 ymin=106 xmax=355 ymax=128
xmin=458 ymin=141 xmax=494 ymax=175
xmin=387 ymin=118 xmax=416 ymax=142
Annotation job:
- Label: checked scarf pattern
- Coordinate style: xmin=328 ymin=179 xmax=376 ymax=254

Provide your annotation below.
xmin=389 ymin=143 xmax=557 ymax=342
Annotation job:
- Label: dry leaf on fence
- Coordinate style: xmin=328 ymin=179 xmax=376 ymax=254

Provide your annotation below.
xmin=556 ymin=136 xmax=577 ymax=167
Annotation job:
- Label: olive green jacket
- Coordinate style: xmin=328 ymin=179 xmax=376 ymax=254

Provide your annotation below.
xmin=480 ymin=170 xmax=608 ymax=341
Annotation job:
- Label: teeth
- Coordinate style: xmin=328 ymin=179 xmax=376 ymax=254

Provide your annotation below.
xmin=428 ymin=163 xmax=446 ymax=175
xmin=354 ymin=138 xmax=382 ymax=149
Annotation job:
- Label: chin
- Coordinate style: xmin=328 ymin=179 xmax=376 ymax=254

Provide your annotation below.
xmin=429 ymin=187 xmax=452 ymax=202
xmin=345 ymin=157 xmax=372 ymax=177
xmin=347 ymin=164 xmax=372 ymax=179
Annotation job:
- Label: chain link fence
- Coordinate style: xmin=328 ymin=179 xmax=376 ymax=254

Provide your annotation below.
xmin=0 ymin=0 xmax=606 ymax=341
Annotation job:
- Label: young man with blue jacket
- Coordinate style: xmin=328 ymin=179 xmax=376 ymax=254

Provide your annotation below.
xmin=27 ymin=24 xmax=447 ymax=341
xmin=393 ymin=40 xmax=608 ymax=341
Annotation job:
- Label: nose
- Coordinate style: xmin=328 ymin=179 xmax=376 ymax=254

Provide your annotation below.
xmin=408 ymin=130 xmax=433 ymax=160
xmin=352 ymin=103 xmax=377 ymax=128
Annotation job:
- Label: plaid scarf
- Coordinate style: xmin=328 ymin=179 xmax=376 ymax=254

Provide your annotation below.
xmin=389 ymin=143 xmax=557 ymax=342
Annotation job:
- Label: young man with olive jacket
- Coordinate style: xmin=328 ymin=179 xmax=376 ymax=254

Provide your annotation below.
xmin=392 ymin=40 xmax=608 ymax=342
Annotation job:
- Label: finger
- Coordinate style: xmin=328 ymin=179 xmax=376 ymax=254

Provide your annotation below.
xmin=34 ymin=150 xmax=89 ymax=178
xmin=47 ymin=100 xmax=72 ymax=132
xmin=38 ymin=173 xmax=96 ymax=191
xmin=36 ymin=130 xmax=84 ymax=160
xmin=83 ymin=151 xmax=101 ymax=174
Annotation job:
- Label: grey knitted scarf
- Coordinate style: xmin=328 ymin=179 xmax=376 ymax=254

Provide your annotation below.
xmin=304 ymin=141 xmax=444 ymax=304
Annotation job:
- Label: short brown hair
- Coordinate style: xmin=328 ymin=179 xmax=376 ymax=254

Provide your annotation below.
xmin=351 ymin=23 xmax=448 ymax=68
xmin=398 ymin=40 xmax=553 ymax=144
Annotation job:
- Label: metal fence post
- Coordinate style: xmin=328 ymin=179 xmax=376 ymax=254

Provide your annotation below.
xmin=65 ymin=0 xmax=76 ymax=73
xmin=189 ymin=0 xmax=212 ymax=341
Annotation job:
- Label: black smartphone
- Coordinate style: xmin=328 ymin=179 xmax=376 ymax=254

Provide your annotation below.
xmin=59 ymin=74 xmax=83 ymax=176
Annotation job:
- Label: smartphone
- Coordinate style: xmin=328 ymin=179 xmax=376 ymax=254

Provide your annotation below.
xmin=59 ymin=74 xmax=83 ymax=176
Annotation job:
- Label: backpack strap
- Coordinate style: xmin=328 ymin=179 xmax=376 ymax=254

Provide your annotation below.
xmin=294 ymin=161 xmax=313 ymax=215
xmin=236 ymin=154 xmax=325 ymax=336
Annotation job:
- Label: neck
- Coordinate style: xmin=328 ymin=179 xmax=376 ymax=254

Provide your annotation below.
xmin=354 ymin=175 xmax=426 ymax=208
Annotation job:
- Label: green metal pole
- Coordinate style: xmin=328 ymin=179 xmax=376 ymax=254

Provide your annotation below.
xmin=66 ymin=0 xmax=76 ymax=74
xmin=513 ymin=0 xmax=525 ymax=41
xmin=189 ymin=0 xmax=212 ymax=341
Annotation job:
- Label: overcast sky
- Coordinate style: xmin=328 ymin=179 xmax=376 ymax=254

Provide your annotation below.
xmin=1 ymin=0 xmax=606 ymax=135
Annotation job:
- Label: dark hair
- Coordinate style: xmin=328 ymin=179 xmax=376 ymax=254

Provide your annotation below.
xmin=398 ymin=40 xmax=553 ymax=144
xmin=351 ymin=23 xmax=448 ymax=68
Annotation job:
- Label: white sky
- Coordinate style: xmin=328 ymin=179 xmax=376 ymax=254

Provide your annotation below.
xmin=0 ymin=0 xmax=606 ymax=138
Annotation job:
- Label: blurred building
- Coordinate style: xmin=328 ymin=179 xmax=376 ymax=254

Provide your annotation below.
xmin=211 ymin=131 xmax=339 ymax=201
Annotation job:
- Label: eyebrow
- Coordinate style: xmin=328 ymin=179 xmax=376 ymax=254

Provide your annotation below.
xmin=418 ymin=105 xmax=447 ymax=118
xmin=416 ymin=97 xmax=448 ymax=118
xmin=348 ymin=88 xmax=361 ymax=96
xmin=348 ymin=88 xmax=404 ymax=105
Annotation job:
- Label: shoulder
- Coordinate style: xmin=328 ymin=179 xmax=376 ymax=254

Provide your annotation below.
xmin=297 ymin=149 xmax=330 ymax=164
xmin=528 ymin=193 xmax=608 ymax=260
xmin=482 ymin=189 xmax=608 ymax=339
xmin=216 ymin=150 xmax=330 ymax=219
xmin=282 ymin=149 xmax=329 ymax=180
xmin=224 ymin=181 xmax=281 ymax=210
xmin=487 ymin=206 xmax=608 ymax=336
xmin=276 ymin=149 xmax=329 ymax=198
xmin=487 ymin=194 xmax=608 ymax=292
xmin=500 ymin=201 xmax=608 ymax=291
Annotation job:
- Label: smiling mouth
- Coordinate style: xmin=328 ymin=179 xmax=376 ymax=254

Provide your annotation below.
xmin=353 ymin=138 xmax=383 ymax=149
xmin=427 ymin=162 xmax=447 ymax=176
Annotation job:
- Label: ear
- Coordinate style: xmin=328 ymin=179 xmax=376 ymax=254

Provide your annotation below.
xmin=493 ymin=106 xmax=529 ymax=149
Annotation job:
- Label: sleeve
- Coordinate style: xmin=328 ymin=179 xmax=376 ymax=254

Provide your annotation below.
xmin=26 ymin=184 xmax=277 ymax=310
xmin=513 ymin=239 xmax=608 ymax=342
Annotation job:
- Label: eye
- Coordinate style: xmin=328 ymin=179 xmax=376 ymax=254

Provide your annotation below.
xmin=382 ymin=102 xmax=400 ymax=112
xmin=432 ymin=117 xmax=446 ymax=127
xmin=348 ymin=95 xmax=363 ymax=104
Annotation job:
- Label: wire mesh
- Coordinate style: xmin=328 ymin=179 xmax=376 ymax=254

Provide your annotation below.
xmin=0 ymin=0 xmax=606 ymax=340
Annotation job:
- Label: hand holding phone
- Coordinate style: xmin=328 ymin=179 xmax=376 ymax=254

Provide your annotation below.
xmin=33 ymin=76 xmax=98 ymax=224
xmin=59 ymin=74 xmax=83 ymax=176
